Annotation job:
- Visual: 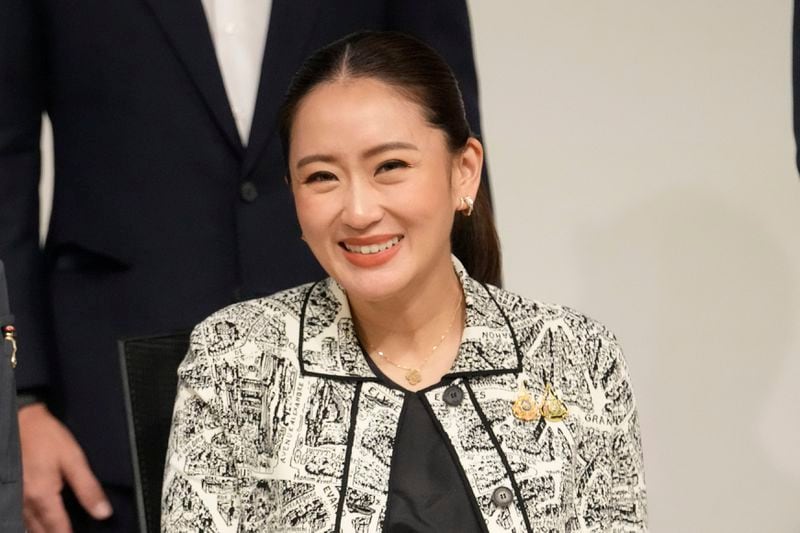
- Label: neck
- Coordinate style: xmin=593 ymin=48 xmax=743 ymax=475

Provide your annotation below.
xmin=348 ymin=255 xmax=463 ymax=358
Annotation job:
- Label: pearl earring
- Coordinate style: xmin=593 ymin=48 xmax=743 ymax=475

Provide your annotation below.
xmin=459 ymin=196 xmax=474 ymax=217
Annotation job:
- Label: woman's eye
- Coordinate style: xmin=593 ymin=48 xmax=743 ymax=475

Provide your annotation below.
xmin=376 ymin=160 xmax=409 ymax=173
xmin=304 ymin=172 xmax=337 ymax=184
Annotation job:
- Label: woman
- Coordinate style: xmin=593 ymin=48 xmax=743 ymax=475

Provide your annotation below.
xmin=161 ymin=32 xmax=647 ymax=532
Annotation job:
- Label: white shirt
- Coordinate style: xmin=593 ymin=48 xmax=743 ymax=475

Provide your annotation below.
xmin=201 ymin=0 xmax=272 ymax=145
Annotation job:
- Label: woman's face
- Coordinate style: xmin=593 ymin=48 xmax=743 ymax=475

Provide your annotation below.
xmin=289 ymin=77 xmax=481 ymax=302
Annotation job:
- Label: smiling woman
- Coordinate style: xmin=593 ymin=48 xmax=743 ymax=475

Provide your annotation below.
xmin=288 ymin=75 xmax=483 ymax=306
xmin=161 ymin=31 xmax=648 ymax=533
xmin=280 ymin=31 xmax=501 ymax=291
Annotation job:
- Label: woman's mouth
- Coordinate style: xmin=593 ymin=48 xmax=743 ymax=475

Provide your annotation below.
xmin=342 ymin=236 xmax=402 ymax=255
xmin=340 ymin=235 xmax=404 ymax=267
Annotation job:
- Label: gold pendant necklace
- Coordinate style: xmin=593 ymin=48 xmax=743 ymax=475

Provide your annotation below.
xmin=404 ymin=368 xmax=423 ymax=386
xmin=371 ymin=291 xmax=463 ymax=386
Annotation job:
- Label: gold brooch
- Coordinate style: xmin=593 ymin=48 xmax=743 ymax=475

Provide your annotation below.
xmin=541 ymin=383 xmax=568 ymax=422
xmin=512 ymin=391 xmax=540 ymax=421
xmin=511 ymin=380 xmax=568 ymax=422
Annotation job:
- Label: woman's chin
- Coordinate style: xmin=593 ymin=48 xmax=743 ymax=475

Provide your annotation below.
xmin=332 ymin=259 xmax=411 ymax=303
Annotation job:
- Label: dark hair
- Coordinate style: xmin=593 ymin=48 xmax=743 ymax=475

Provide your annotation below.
xmin=278 ymin=31 xmax=501 ymax=286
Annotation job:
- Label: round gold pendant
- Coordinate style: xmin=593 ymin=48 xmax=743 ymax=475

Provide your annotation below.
xmin=512 ymin=392 xmax=540 ymax=421
xmin=405 ymin=369 xmax=422 ymax=386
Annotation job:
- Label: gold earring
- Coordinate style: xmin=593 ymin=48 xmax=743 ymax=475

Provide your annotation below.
xmin=459 ymin=196 xmax=474 ymax=217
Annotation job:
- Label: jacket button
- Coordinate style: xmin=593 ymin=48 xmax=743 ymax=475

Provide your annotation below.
xmin=491 ymin=486 xmax=514 ymax=508
xmin=443 ymin=385 xmax=464 ymax=406
xmin=240 ymin=181 xmax=258 ymax=202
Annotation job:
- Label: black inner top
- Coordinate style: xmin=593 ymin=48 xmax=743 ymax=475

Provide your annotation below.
xmin=363 ymin=357 xmax=485 ymax=533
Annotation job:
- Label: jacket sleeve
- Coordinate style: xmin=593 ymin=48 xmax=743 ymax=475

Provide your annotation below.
xmin=603 ymin=332 xmax=648 ymax=531
xmin=161 ymin=324 xmax=243 ymax=533
xmin=0 ymin=0 xmax=54 ymax=390
xmin=385 ymin=0 xmax=491 ymax=201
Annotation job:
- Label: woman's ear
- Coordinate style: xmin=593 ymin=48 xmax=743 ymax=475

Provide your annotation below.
xmin=452 ymin=137 xmax=484 ymax=206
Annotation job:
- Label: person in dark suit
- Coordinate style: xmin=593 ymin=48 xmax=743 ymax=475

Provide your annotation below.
xmin=0 ymin=261 xmax=24 ymax=533
xmin=0 ymin=1 xmax=487 ymax=530
xmin=794 ymin=0 xmax=800 ymax=171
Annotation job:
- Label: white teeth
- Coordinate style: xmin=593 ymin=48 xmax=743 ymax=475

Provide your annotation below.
xmin=344 ymin=236 xmax=401 ymax=255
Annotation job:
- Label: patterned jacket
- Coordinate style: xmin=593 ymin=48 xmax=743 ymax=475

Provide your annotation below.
xmin=161 ymin=260 xmax=647 ymax=532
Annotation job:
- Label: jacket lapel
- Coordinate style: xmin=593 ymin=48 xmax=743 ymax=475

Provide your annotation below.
xmin=242 ymin=0 xmax=321 ymax=178
xmin=449 ymin=270 xmax=521 ymax=376
xmin=141 ymin=0 xmax=244 ymax=156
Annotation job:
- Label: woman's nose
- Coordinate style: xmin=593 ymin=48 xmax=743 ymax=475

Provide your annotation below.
xmin=340 ymin=181 xmax=383 ymax=230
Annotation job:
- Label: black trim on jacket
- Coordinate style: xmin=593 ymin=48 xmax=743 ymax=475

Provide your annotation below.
xmin=465 ymin=381 xmax=533 ymax=533
xmin=335 ymin=381 xmax=363 ymax=530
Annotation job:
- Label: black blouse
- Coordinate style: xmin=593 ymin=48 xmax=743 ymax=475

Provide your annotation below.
xmin=364 ymin=359 xmax=485 ymax=532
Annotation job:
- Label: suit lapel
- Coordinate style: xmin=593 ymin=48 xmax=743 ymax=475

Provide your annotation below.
xmin=141 ymin=0 xmax=244 ymax=156
xmin=242 ymin=0 xmax=321 ymax=178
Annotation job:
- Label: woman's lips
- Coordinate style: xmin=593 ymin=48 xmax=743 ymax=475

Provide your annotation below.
xmin=340 ymin=235 xmax=404 ymax=267
xmin=342 ymin=235 xmax=401 ymax=255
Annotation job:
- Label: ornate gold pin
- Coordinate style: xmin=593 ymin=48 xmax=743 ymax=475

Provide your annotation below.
xmin=540 ymin=383 xmax=568 ymax=422
xmin=512 ymin=377 xmax=540 ymax=421
xmin=512 ymin=390 xmax=540 ymax=421
xmin=3 ymin=325 xmax=17 ymax=369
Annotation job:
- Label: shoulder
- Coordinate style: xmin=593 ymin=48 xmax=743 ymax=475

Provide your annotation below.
xmin=185 ymin=282 xmax=317 ymax=362
xmin=482 ymin=282 xmax=618 ymax=342
xmin=484 ymin=283 xmax=636 ymax=408
xmin=480 ymin=282 xmax=626 ymax=378
xmin=173 ymin=282 xmax=319 ymax=410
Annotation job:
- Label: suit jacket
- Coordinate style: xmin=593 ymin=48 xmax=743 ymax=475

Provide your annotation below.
xmin=794 ymin=0 xmax=800 ymax=172
xmin=162 ymin=258 xmax=648 ymax=532
xmin=0 ymin=262 xmax=24 ymax=533
xmin=0 ymin=0 xmax=486 ymax=487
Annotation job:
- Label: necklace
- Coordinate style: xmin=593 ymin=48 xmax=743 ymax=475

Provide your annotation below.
xmin=371 ymin=290 xmax=463 ymax=386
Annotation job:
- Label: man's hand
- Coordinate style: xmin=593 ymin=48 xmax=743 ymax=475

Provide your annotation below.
xmin=18 ymin=403 xmax=113 ymax=533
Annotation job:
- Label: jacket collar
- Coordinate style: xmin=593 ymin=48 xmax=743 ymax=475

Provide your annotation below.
xmin=297 ymin=257 xmax=521 ymax=380
xmin=142 ymin=0 xmax=321 ymax=164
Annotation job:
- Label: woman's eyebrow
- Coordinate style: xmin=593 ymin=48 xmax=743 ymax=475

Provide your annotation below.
xmin=362 ymin=142 xmax=419 ymax=159
xmin=296 ymin=153 xmax=337 ymax=168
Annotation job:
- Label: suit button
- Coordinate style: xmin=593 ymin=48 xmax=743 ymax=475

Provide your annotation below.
xmin=491 ymin=486 xmax=514 ymax=508
xmin=443 ymin=385 xmax=464 ymax=406
xmin=240 ymin=181 xmax=258 ymax=202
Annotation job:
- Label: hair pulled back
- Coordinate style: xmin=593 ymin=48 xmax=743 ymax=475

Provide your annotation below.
xmin=278 ymin=31 xmax=501 ymax=286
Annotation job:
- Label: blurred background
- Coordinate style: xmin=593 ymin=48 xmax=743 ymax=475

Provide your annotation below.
xmin=469 ymin=1 xmax=800 ymax=531
xmin=36 ymin=1 xmax=800 ymax=531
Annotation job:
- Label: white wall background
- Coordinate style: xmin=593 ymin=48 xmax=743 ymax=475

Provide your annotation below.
xmin=37 ymin=1 xmax=799 ymax=530
xmin=468 ymin=1 xmax=800 ymax=531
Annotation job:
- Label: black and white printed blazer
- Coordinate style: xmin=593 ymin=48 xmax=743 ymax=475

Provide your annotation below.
xmin=161 ymin=258 xmax=647 ymax=532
